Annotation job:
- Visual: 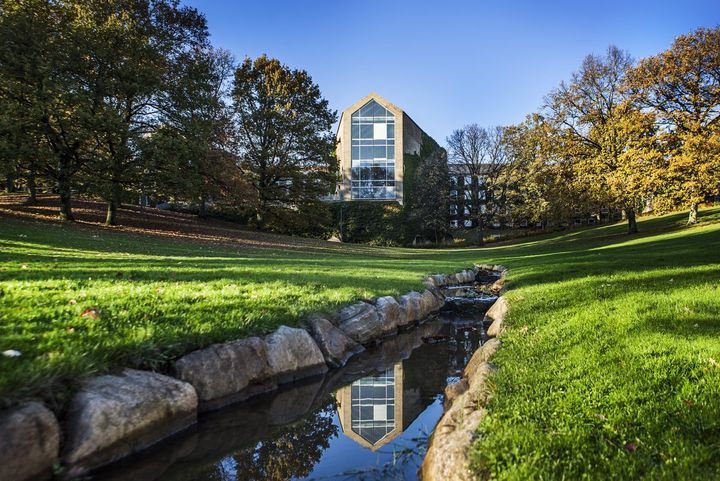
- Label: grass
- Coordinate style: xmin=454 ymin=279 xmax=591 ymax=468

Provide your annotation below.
xmin=467 ymin=209 xmax=720 ymax=480
xmin=1 ymin=204 xmax=719 ymax=479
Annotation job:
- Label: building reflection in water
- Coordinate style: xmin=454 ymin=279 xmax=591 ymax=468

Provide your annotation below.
xmin=336 ymin=361 xmax=426 ymax=451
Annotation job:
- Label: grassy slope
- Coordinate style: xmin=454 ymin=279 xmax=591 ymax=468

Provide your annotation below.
xmin=469 ymin=209 xmax=720 ymax=480
xmin=1 ymin=207 xmax=719 ymax=479
xmin=0 ymin=216 xmax=483 ymax=408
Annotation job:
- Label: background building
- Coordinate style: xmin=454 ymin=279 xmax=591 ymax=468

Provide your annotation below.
xmin=334 ymin=93 xmax=442 ymax=205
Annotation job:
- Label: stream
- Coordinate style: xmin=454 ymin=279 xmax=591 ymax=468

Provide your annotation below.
xmin=91 ymin=286 xmax=497 ymax=481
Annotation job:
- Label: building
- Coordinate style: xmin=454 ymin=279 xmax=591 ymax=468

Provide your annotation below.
xmin=334 ymin=92 xmax=442 ymax=205
xmin=335 ymin=362 xmax=425 ymax=451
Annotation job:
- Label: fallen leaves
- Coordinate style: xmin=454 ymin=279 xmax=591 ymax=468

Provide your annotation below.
xmin=80 ymin=307 xmax=101 ymax=320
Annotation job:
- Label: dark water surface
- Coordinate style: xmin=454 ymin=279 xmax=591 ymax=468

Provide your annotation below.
xmin=93 ymin=290 xmax=492 ymax=481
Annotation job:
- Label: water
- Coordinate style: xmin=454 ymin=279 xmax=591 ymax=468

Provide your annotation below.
xmin=92 ymin=287 xmax=491 ymax=481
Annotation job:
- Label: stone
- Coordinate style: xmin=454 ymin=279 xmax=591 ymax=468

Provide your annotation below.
xmin=62 ymin=369 xmax=197 ymax=475
xmin=265 ymin=325 xmax=328 ymax=384
xmin=304 ymin=317 xmax=364 ymax=368
xmin=422 ymin=362 xmax=498 ymax=481
xmin=420 ymin=289 xmax=444 ymax=318
xmin=398 ymin=291 xmax=423 ymax=326
xmin=444 ymin=378 xmax=468 ymax=404
xmin=463 ymin=338 xmax=502 ymax=378
xmin=375 ymin=296 xmax=402 ymax=336
xmin=430 ymin=274 xmax=446 ymax=286
xmin=338 ymin=301 xmax=384 ymax=344
xmin=0 ymin=402 xmax=59 ymax=481
xmin=174 ymin=337 xmax=274 ymax=408
xmin=485 ymin=296 xmax=509 ymax=337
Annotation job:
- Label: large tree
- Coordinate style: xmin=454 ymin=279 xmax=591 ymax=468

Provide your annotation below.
xmin=231 ymin=55 xmax=337 ymax=231
xmin=625 ymin=26 xmax=720 ymax=224
xmin=546 ymin=45 xmax=654 ymax=234
xmin=73 ymin=0 xmax=208 ymax=225
xmin=145 ymin=46 xmax=236 ymax=216
xmin=0 ymin=0 xmax=97 ymax=220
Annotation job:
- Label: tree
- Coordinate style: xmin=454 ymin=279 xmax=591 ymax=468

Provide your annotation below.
xmin=625 ymin=26 xmax=720 ymax=224
xmin=72 ymin=0 xmax=208 ymax=225
xmin=231 ymin=55 xmax=337 ymax=232
xmin=446 ymin=124 xmax=507 ymax=245
xmin=411 ymin=149 xmax=450 ymax=243
xmin=546 ymin=45 xmax=648 ymax=234
xmin=146 ymin=46 xmax=236 ymax=216
xmin=0 ymin=0 xmax=97 ymax=220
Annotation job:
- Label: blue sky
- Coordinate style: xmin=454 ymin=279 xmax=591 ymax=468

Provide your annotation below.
xmin=186 ymin=0 xmax=719 ymax=144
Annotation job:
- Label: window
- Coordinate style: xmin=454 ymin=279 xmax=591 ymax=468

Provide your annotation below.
xmin=350 ymin=367 xmax=396 ymax=444
xmin=350 ymin=100 xmax=396 ymax=199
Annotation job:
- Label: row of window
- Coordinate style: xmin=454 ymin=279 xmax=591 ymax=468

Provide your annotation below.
xmin=351 ymin=100 xmax=396 ymax=200
xmin=351 ymin=182 xmax=396 ymax=200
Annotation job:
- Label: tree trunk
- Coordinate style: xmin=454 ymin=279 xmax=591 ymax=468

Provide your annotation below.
xmin=105 ymin=181 xmax=121 ymax=226
xmin=5 ymin=174 xmax=14 ymax=193
xmin=198 ymin=195 xmax=207 ymax=218
xmin=58 ymin=177 xmax=74 ymax=222
xmin=477 ymin=218 xmax=485 ymax=247
xmin=26 ymin=173 xmax=37 ymax=203
xmin=688 ymin=203 xmax=698 ymax=225
xmin=626 ymin=208 xmax=638 ymax=234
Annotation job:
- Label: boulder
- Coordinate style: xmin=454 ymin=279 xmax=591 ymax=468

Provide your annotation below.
xmin=485 ymin=296 xmax=509 ymax=337
xmin=429 ymin=274 xmax=446 ymax=287
xmin=463 ymin=338 xmax=502 ymax=378
xmin=421 ymin=362 xmax=497 ymax=481
xmin=265 ymin=326 xmax=328 ymax=384
xmin=375 ymin=296 xmax=403 ymax=336
xmin=0 ymin=402 xmax=59 ymax=481
xmin=338 ymin=301 xmax=384 ymax=344
xmin=304 ymin=317 xmax=364 ymax=368
xmin=63 ymin=369 xmax=197 ymax=475
xmin=420 ymin=289 xmax=444 ymax=318
xmin=398 ymin=291 xmax=423 ymax=326
xmin=174 ymin=337 xmax=274 ymax=408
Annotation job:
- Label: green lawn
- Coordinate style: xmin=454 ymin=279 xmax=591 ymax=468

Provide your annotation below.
xmin=1 ymin=208 xmax=719 ymax=479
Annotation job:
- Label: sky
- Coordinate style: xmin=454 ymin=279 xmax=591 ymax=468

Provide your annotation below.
xmin=185 ymin=0 xmax=720 ymax=144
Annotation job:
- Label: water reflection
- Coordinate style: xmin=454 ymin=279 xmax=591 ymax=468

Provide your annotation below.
xmin=91 ymin=309 xmax=486 ymax=481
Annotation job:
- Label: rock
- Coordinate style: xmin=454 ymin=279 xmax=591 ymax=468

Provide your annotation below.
xmin=422 ymin=362 xmax=497 ymax=481
xmin=0 ymin=402 xmax=59 ymax=481
xmin=63 ymin=369 xmax=197 ymax=475
xmin=429 ymin=274 xmax=446 ymax=286
xmin=463 ymin=338 xmax=502 ymax=378
xmin=338 ymin=301 xmax=384 ymax=344
xmin=444 ymin=378 xmax=468 ymax=404
xmin=420 ymin=289 xmax=444 ymax=318
xmin=375 ymin=296 xmax=402 ymax=336
xmin=174 ymin=337 xmax=274 ymax=409
xmin=398 ymin=291 xmax=423 ymax=326
xmin=485 ymin=296 xmax=509 ymax=337
xmin=265 ymin=326 xmax=328 ymax=384
xmin=445 ymin=273 xmax=459 ymax=285
xmin=304 ymin=317 xmax=364 ymax=368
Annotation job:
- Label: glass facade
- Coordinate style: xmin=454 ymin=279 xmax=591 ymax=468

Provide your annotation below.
xmin=350 ymin=367 xmax=396 ymax=444
xmin=350 ymin=100 xmax=396 ymax=199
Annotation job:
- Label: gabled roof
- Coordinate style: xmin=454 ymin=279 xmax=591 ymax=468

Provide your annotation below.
xmin=337 ymin=92 xmax=404 ymax=133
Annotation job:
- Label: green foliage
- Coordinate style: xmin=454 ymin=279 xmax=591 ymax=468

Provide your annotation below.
xmin=411 ymin=149 xmax=450 ymax=242
xmin=232 ymin=55 xmax=338 ymax=233
xmin=330 ymin=201 xmax=405 ymax=246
